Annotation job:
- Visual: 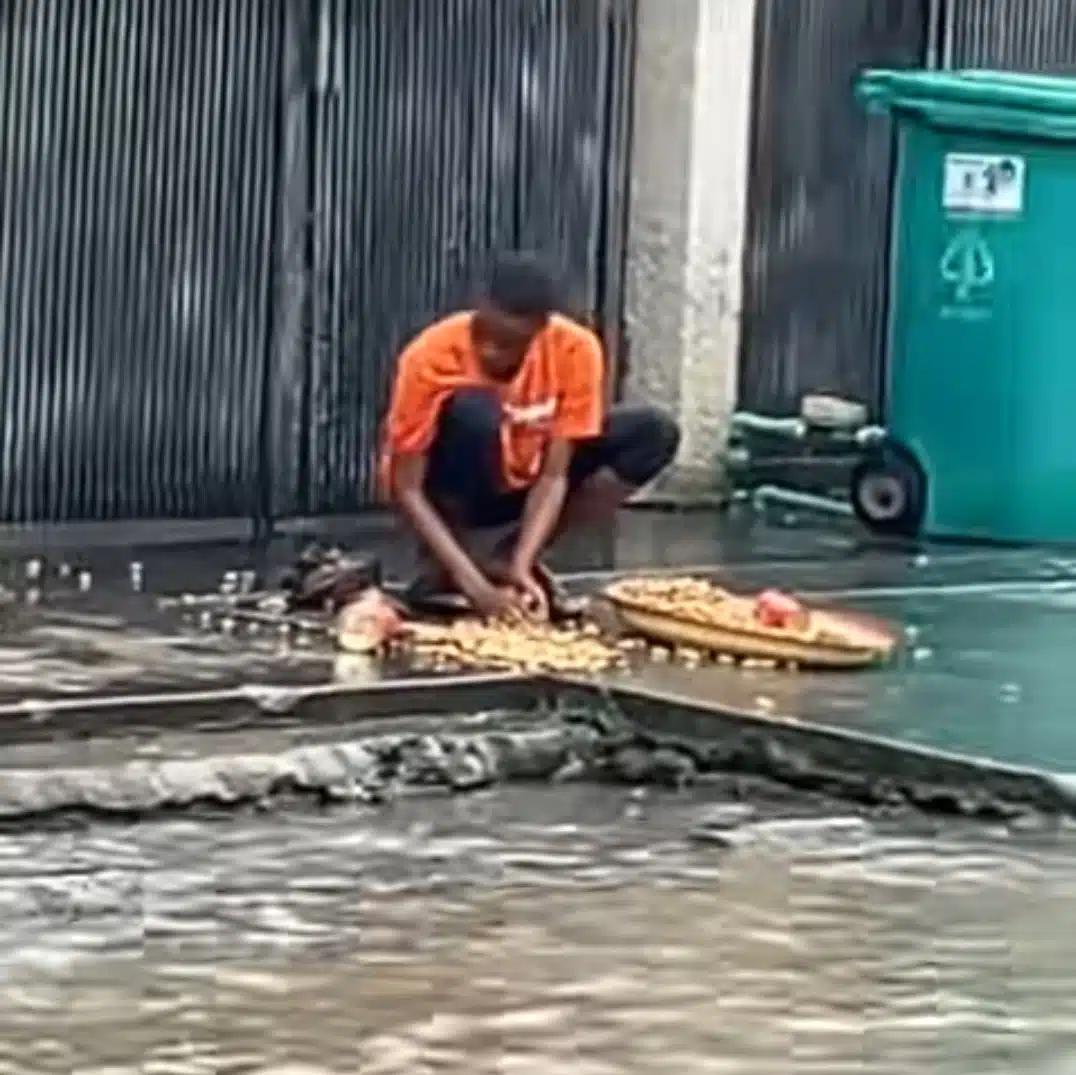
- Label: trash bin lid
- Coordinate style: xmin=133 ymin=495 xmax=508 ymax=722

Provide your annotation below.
xmin=857 ymin=69 xmax=1076 ymax=140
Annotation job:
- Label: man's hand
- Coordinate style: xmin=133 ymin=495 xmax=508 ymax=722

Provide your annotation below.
xmin=483 ymin=559 xmax=549 ymax=621
xmin=507 ymin=560 xmax=550 ymax=621
xmin=464 ymin=576 xmax=524 ymax=621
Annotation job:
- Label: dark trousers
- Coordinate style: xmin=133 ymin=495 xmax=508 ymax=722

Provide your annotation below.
xmin=425 ymin=388 xmax=681 ymax=529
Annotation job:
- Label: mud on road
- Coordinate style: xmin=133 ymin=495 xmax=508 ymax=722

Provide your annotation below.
xmin=0 ymin=711 xmax=1074 ymax=1075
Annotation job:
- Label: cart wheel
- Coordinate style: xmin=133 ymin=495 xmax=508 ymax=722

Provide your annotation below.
xmin=850 ymin=441 xmax=926 ymax=538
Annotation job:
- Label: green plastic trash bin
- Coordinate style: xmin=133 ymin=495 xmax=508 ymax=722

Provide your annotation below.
xmin=857 ymin=69 xmax=1076 ymax=543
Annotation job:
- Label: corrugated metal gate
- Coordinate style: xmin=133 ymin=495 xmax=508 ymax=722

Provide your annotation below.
xmin=737 ymin=0 xmax=930 ymax=418
xmin=0 ymin=0 xmax=635 ymax=524
xmin=938 ymin=0 xmax=1076 ymax=69
xmin=299 ymin=0 xmax=636 ymax=515
xmin=0 ymin=0 xmax=286 ymax=523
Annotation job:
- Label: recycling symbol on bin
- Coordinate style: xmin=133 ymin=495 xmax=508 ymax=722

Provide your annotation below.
xmin=939 ymin=229 xmax=995 ymax=302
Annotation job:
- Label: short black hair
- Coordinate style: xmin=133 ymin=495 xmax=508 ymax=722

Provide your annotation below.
xmin=484 ymin=251 xmax=558 ymax=319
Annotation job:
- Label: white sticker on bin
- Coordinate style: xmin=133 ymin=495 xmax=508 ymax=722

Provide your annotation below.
xmin=943 ymin=153 xmax=1025 ymax=215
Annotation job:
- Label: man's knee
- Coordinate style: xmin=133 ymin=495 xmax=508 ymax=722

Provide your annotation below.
xmin=644 ymin=407 xmax=681 ymax=469
xmin=428 ymin=388 xmax=503 ymax=499
xmin=605 ymin=404 xmax=681 ymax=487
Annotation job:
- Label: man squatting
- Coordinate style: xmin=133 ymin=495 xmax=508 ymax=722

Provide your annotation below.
xmin=379 ymin=252 xmax=681 ymax=621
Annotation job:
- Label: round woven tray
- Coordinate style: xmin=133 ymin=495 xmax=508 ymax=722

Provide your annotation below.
xmin=606 ymin=590 xmax=896 ymax=670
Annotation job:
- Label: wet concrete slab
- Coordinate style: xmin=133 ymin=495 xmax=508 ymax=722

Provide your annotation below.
xmin=615 ymin=578 xmax=1076 ymax=774
xmin=0 ymin=509 xmax=1075 ymax=777
xmin=0 ymin=510 xmax=891 ymax=705
xmin=0 ymin=505 xmax=1028 ymax=596
xmin=0 ymin=595 xmax=335 ymax=701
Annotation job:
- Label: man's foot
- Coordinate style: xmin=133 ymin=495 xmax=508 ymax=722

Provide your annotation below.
xmin=527 ymin=561 xmax=587 ymax=622
xmin=400 ymin=523 xmax=518 ymax=617
xmin=400 ymin=569 xmax=471 ymax=616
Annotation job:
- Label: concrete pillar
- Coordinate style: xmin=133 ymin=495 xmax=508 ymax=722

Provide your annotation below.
xmin=623 ymin=0 xmax=758 ymax=490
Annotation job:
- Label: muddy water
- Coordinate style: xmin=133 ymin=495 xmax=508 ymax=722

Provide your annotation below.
xmin=1 ymin=787 xmax=1076 ymax=1075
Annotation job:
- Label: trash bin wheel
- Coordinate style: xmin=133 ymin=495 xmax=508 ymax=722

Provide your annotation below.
xmin=850 ymin=441 xmax=926 ymax=538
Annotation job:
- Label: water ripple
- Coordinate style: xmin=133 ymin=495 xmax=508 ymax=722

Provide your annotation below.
xmin=0 ymin=786 xmax=1073 ymax=1074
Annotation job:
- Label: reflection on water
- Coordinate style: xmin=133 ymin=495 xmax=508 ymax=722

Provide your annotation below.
xmin=1 ymin=786 xmax=1075 ymax=1074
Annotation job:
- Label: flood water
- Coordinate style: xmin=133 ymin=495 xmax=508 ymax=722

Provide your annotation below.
xmin=2 ymin=784 xmax=1076 ymax=1075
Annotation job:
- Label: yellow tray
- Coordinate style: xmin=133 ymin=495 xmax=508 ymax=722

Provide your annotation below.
xmin=605 ymin=590 xmax=896 ymax=670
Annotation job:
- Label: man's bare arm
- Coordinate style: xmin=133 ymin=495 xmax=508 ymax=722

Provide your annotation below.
xmin=392 ymin=454 xmax=493 ymax=601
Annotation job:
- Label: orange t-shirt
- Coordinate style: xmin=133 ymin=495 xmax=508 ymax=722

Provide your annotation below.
xmin=379 ymin=311 xmax=604 ymax=496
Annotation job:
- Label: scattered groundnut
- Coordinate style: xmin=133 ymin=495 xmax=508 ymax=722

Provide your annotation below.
xmin=374 ymin=572 xmax=895 ymax=675
xmin=403 ymin=617 xmax=623 ymax=675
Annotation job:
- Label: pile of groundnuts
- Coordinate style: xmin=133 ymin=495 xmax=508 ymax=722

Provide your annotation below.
xmin=606 ymin=576 xmax=832 ymax=644
xmin=403 ymin=617 xmax=630 ymax=675
xmin=336 ymin=575 xmax=816 ymax=675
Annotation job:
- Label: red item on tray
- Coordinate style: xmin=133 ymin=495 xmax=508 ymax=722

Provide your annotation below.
xmin=753 ymin=589 xmax=805 ymax=630
xmin=336 ymin=588 xmax=407 ymax=652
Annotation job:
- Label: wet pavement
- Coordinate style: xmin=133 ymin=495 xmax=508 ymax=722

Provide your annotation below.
xmin=606 ymin=576 xmax=1076 ymax=772
xmin=1 ymin=511 xmax=1075 ymax=1074
xmin=2 ymin=782 xmax=1076 ymax=1075
xmin=2 ymin=510 xmax=1076 ymax=774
